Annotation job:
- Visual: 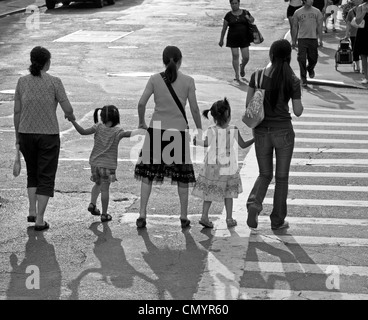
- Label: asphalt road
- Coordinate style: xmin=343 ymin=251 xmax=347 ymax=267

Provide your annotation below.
xmin=0 ymin=0 xmax=368 ymax=311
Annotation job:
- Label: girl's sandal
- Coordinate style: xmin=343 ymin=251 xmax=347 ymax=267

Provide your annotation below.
xmin=101 ymin=213 xmax=112 ymax=222
xmin=226 ymin=218 xmax=237 ymax=228
xmin=88 ymin=203 xmax=101 ymax=216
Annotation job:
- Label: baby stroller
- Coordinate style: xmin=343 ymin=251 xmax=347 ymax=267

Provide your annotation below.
xmin=335 ymin=38 xmax=353 ymax=71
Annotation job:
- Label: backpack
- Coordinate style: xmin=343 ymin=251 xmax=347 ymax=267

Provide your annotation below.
xmin=242 ymin=68 xmax=265 ymax=129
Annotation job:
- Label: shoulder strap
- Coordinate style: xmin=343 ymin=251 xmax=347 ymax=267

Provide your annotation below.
xmin=160 ymin=72 xmax=188 ymax=126
xmin=259 ymin=68 xmax=265 ymax=87
xmin=254 ymin=69 xmax=259 ymax=88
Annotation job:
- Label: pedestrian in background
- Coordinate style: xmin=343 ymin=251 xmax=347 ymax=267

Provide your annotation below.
xmin=345 ymin=0 xmax=363 ymax=73
xmin=354 ymin=0 xmax=368 ymax=84
xmin=192 ymin=98 xmax=254 ymax=229
xmin=292 ymin=0 xmax=324 ymax=87
xmin=13 ymin=46 xmax=75 ymax=231
xmin=313 ymin=0 xmax=328 ymax=13
xmin=323 ymin=0 xmax=342 ymax=32
xmin=245 ymin=39 xmax=303 ymax=231
xmin=68 ymin=105 xmax=142 ymax=223
xmin=219 ymin=0 xmax=255 ymax=81
xmin=285 ymin=0 xmax=303 ymax=38
xmin=134 ymin=46 xmax=203 ymax=229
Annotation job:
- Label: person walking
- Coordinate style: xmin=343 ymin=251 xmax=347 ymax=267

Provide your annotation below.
xmin=219 ymin=0 xmax=255 ymax=81
xmin=68 ymin=105 xmax=142 ymax=222
xmin=192 ymin=98 xmax=254 ymax=229
xmin=354 ymin=0 xmax=368 ymax=84
xmin=292 ymin=0 xmax=324 ymax=87
xmin=345 ymin=0 xmax=363 ymax=73
xmin=13 ymin=46 xmax=75 ymax=231
xmin=285 ymin=0 xmax=303 ymax=37
xmin=244 ymin=39 xmax=304 ymax=231
xmin=324 ymin=0 xmax=342 ymax=32
xmin=134 ymin=46 xmax=203 ymax=229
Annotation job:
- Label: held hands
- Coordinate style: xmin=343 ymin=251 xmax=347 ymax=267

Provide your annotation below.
xmin=65 ymin=113 xmax=76 ymax=122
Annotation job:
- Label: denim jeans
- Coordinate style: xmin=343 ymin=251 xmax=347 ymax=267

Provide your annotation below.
xmin=246 ymin=127 xmax=295 ymax=228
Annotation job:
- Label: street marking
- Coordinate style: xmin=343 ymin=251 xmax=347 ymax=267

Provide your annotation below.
xmin=108 ymin=46 xmax=138 ymax=49
xmin=250 ymin=234 xmax=368 ymax=247
xmin=243 ymin=261 xmax=368 ymax=276
xmin=263 ymin=198 xmax=368 ymax=207
xmin=299 ymin=113 xmax=368 ymax=119
xmin=107 ymin=72 xmax=153 ymax=77
xmin=293 ymin=122 xmax=368 ymax=127
xmin=269 ymin=184 xmax=368 ymax=192
xmin=293 ymin=148 xmax=368 ymax=153
xmin=296 ymin=138 xmax=368 ymax=144
xmin=239 ymin=288 xmax=368 ymax=300
xmin=289 ymin=172 xmax=368 ymax=178
xmin=54 ymin=30 xmax=134 ymax=43
xmin=290 ymin=158 xmax=368 ymax=166
xmin=257 ymin=216 xmax=368 ymax=226
xmin=294 ymin=129 xmax=368 ymax=135
xmin=303 ymin=107 xmax=368 ymax=114
xmin=0 ymin=90 xmax=15 ymax=94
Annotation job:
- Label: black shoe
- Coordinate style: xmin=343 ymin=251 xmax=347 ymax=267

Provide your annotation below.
xmin=271 ymin=221 xmax=289 ymax=231
xmin=180 ymin=218 xmax=191 ymax=228
xmin=308 ymin=69 xmax=315 ymax=79
xmin=247 ymin=207 xmax=259 ymax=229
xmin=136 ymin=217 xmax=146 ymax=228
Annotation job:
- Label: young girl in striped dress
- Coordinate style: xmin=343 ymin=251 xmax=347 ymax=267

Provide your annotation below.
xmin=69 ymin=105 xmax=142 ymax=222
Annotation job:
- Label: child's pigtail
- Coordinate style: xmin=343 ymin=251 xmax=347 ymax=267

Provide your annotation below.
xmin=93 ymin=108 xmax=101 ymax=124
xmin=202 ymin=109 xmax=210 ymax=119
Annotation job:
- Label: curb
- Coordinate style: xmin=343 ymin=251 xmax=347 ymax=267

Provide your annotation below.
xmin=0 ymin=4 xmax=45 ymax=19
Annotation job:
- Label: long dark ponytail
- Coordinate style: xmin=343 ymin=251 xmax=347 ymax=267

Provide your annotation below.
xmin=93 ymin=105 xmax=120 ymax=127
xmin=29 ymin=46 xmax=51 ymax=77
xmin=269 ymin=39 xmax=294 ymax=109
xmin=162 ymin=46 xmax=182 ymax=83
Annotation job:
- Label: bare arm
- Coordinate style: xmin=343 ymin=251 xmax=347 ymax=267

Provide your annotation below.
xmin=13 ymin=99 xmax=21 ymax=144
xmin=355 ymin=5 xmax=367 ymax=25
xmin=235 ymin=126 xmax=254 ymax=149
xmin=188 ymin=86 xmax=202 ymax=132
xmin=137 ymin=87 xmax=152 ymax=129
xmin=219 ymin=20 xmax=228 ymax=47
xmin=291 ymin=15 xmax=299 ymax=47
xmin=118 ymin=128 xmax=146 ymax=140
xmin=245 ymin=86 xmax=256 ymax=109
xmin=245 ymin=11 xmax=255 ymax=24
xmin=70 ymin=120 xmax=96 ymax=135
xmin=292 ymin=99 xmax=303 ymax=117
xmin=60 ymin=100 xmax=75 ymax=121
xmin=317 ymin=12 xmax=323 ymax=46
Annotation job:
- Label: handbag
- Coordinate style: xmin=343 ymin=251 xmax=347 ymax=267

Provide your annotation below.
xmin=160 ymin=72 xmax=189 ymax=129
xmin=13 ymin=144 xmax=21 ymax=177
xmin=242 ymin=68 xmax=265 ymax=129
xmin=248 ymin=23 xmax=264 ymax=44
xmin=351 ymin=17 xmax=365 ymax=28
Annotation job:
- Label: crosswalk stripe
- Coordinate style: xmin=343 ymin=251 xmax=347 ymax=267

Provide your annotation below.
xmin=293 ymin=122 xmax=368 ymax=127
xmin=289 ymin=172 xmax=368 ymax=178
xmin=290 ymin=158 xmax=368 ymax=166
xmin=299 ymin=113 xmax=368 ymax=119
xmin=294 ymin=129 xmax=368 ymax=135
xmin=243 ymin=261 xmax=368 ymax=276
xmin=263 ymin=198 xmax=368 ymax=207
xmin=302 ymin=107 xmax=368 ymax=114
xmin=269 ymin=184 xmax=368 ymax=192
xmin=239 ymin=288 xmax=368 ymax=300
xmin=293 ymin=148 xmax=368 ymax=153
xmin=296 ymin=138 xmax=368 ymax=143
xmin=257 ymin=216 xmax=368 ymax=226
xmin=249 ymin=234 xmax=368 ymax=247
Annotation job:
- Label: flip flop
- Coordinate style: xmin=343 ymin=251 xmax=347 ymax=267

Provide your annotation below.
xmin=199 ymin=219 xmax=213 ymax=228
xmin=101 ymin=213 xmax=112 ymax=222
xmin=27 ymin=216 xmax=36 ymax=223
xmin=34 ymin=221 xmax=49 ymax=231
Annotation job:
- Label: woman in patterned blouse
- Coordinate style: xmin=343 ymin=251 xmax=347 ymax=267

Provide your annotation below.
xmin=13 ymin=46 xmax=75 ymax=231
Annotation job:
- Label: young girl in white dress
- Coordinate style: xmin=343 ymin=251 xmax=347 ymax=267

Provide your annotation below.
xmin=192 ymin=98 xmax=254 ymax=228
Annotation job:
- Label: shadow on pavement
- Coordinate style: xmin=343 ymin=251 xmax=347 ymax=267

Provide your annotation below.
xmin=6 ymin=227 xmax=62 ymax=300
xmin=306 ymin=86 xmax=355 ymax=110
xmin=67 ymin=221 xmax=154 ymax=300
